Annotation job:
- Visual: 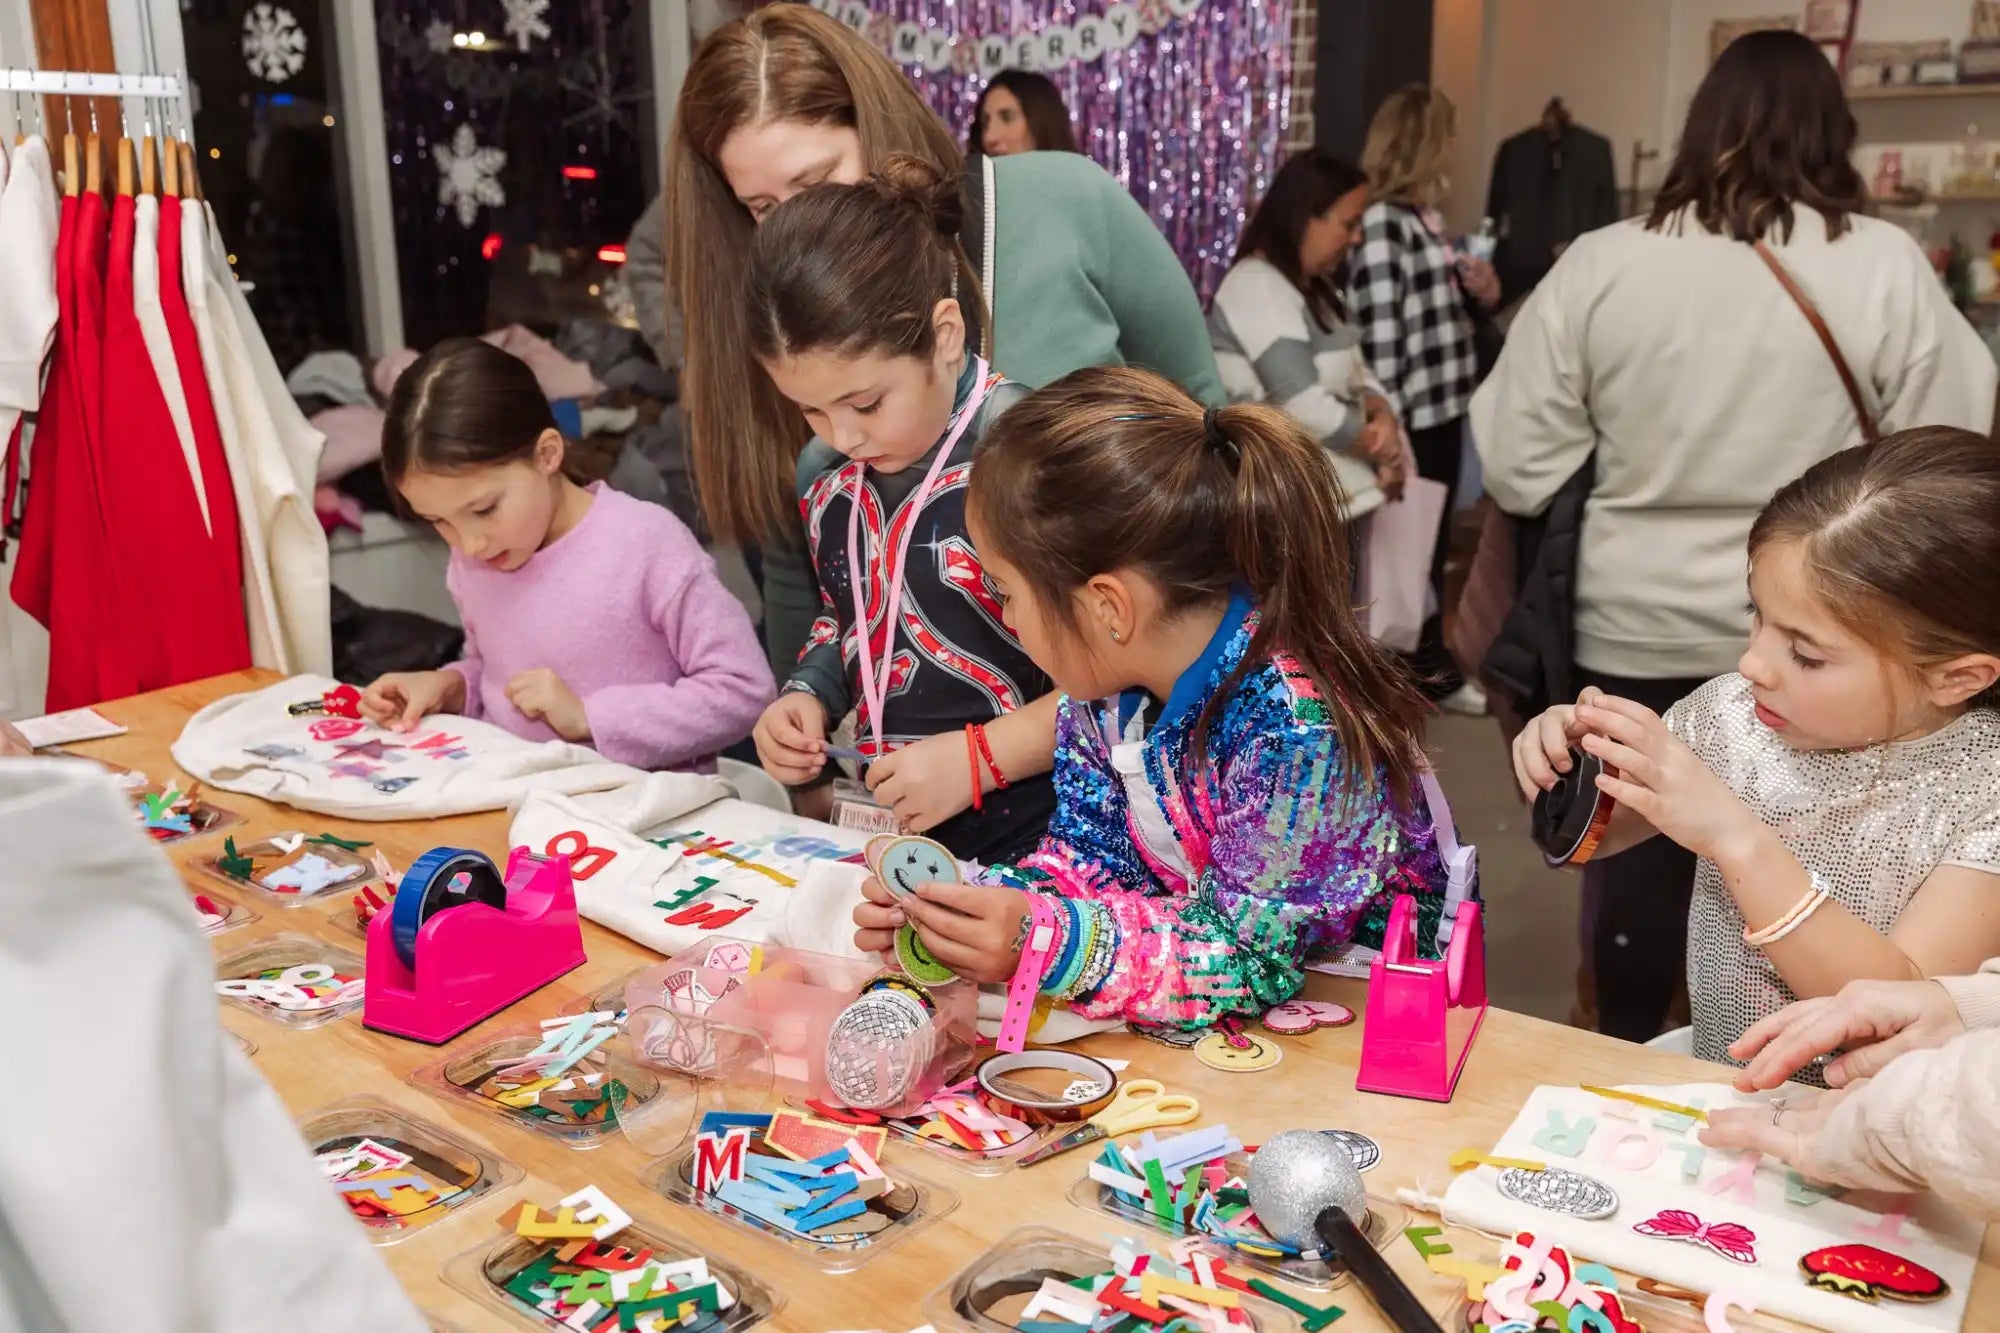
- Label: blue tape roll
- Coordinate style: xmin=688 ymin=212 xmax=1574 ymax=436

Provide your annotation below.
xmin=390 ymin=846 xmax=507 ymax=971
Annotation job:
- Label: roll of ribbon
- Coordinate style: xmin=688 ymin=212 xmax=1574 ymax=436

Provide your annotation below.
xmin=975 ymin=1049 xmax=1119 ymax=1124
xmin=1532 ymin=748 xmax=1618 ymax=866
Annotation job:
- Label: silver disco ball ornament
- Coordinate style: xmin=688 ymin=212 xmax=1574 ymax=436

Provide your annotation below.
xmin=1248 ymin=1129 xmax=1368 ymax=1251
xmin=823 ymin=987 xmax=934 ymax=1109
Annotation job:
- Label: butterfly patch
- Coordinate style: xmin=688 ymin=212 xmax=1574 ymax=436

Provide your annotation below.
xmin=1631 ymin=1208 xmax=1758 ymax=1264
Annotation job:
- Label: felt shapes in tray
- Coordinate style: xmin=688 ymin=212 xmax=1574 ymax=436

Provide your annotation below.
xmin=302 ymin=1095 xmax=517 ymax=1245
xmin=213 ymin=936 xmax=367 ymax=1029
xmin=1068 ymin=1128 xmax=1402 ymax=1292
xmin=189 ymin=888 xmax=255 ymax=937
xmin=648 ymin=1109 xmax=956 ymax=1273
xmin=803 ymin=1078 xmax=1069 ymax=1175
xmin=423 ymin=1017 xmax=658 ymax=1149
xmin=74 ymin=757 xmax=243 ymax=843
xmin=196 ymin=831 xmax=382 ymax=905
xmin=449 ymin=1207 xmax=781 ymax=1333
xmin=929 ymin=1223 xmax=1342 ymax=1333
xmin=1439 ymin=1081 xmax=1982 ymax=1333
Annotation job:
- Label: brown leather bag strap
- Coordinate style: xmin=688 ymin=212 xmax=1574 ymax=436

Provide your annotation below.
xmin=1753 ymin=241 xmax=1882 ymax=443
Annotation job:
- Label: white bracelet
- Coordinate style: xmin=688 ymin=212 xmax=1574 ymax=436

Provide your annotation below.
xmin=1744 ymin=878 xmax=1832 ymax=948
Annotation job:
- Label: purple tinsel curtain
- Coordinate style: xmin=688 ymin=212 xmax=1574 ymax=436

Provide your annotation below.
xmin=847 ymin=1 xmax=1292 ymax=302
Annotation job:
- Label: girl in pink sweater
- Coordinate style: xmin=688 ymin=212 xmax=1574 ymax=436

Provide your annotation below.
xmin=358 ymin=339 xmax=773 ymax=769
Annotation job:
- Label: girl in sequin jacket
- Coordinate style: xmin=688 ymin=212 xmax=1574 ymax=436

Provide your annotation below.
xmin=853 ymin=367 xmax=1455 ymax=1029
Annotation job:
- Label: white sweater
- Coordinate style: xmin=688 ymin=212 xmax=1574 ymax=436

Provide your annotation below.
xmin=1472 ymin=206 xmax=1996 ymax=679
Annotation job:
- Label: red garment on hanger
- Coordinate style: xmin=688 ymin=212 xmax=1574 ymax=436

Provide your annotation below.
xmin=99 ymin=191 xmax=248 ymax=693
xmin=159 ymin=194 xmax=243 ymax=595
xmin=8 ymin=192 xmax=72 ymax=628
xmin=43 ymin=190 xmax=145 ymax=708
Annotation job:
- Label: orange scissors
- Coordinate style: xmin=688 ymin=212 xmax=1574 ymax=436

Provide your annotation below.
xmin=1018 ymin=1078 xmax=1201 ymax=1166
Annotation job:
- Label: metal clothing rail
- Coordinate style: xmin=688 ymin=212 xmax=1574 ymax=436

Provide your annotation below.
xmin=0 ymin=69 xmax=183 ymax=100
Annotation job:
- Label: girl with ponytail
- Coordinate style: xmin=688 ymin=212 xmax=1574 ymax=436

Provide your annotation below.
xmin=852 ymin=365 xmax=1453 ymax=1028
xmin=745 ymin=157 xmax=1059 ymax=863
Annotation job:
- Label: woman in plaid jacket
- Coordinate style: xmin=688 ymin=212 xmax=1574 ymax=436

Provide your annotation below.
xmin=1348 ymin=86 xmax=1500 ymax=716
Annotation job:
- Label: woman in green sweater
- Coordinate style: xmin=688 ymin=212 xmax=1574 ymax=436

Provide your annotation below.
xmin=664 ymin=6 xmax=1223 ymax=702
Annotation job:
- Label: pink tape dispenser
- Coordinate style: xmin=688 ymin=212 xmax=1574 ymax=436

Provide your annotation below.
xmin=1355 ymin=893 xmax=1487 ymax=1103
xmin=363 ymin=846 xmax=586 ymax=1044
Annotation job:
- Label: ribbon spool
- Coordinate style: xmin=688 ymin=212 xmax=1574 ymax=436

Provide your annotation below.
xmin=389 ymin=847 xmax=509 ymax=970
xmin=1532 ymin=748 xmax=1617 ymax=866
xmin=974 ymin=1049 xmax=1119 ymax=1124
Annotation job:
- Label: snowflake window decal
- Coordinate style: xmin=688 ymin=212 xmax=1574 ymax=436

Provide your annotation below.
xmin=502 ymin=0 xmax=553 ymax=52
xmin=436 ymin=123 xmax=507 ymax=229
xmin=242 ymin=3 xmax=308 ymax=84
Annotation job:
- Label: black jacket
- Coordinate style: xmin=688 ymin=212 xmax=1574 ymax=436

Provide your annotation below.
xmin=1485 ymin=124 xmax=1618 ymax=306
xmin=1482 ymin=460 xmax=1593 ymax=717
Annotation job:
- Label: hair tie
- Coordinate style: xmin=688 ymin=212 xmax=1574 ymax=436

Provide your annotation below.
xmin=1202 ymin=407 xmax=1240 ymax=468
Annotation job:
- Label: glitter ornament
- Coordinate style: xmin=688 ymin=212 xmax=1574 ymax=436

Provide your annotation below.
xmin=1247 ymin=1129 xmax=1368 ymax=1252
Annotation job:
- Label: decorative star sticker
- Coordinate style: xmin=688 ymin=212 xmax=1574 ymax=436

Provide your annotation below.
xmin=333 ymin=739 xmax=405 ymax=761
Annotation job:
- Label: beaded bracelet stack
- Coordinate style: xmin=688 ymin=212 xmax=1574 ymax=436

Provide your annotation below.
xmin=1742 ymin=873 xmax=1832 ymax=948
xmin=1036 ymin=896 xmax=1117 ymax=1001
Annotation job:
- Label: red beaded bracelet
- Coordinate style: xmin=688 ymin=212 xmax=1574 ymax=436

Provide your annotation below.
xmin=971 ymin=722 xmax=1008 ymax=790
xmin=965 ymin=724 xmax=985 ymax=813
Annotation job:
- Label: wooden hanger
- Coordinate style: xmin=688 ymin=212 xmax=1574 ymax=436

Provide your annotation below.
xmin=116 ymin=133 xmax=134 ymax=197
xmin=83 ymin=129 xmax=101 ymax=197
xmin=162 ymin=129 xmax=180 ymax=197
xmin=140 ymin=130 xmax=158 ymax=196
xmin=62 ymin=127 xmax=78 ymax=197
xmin=178 ymin=139 xmax=202 ymax=203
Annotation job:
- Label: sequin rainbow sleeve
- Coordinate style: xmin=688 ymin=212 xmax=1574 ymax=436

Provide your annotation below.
xmin=1007 ymin=721 xmax=1427 ymax=1029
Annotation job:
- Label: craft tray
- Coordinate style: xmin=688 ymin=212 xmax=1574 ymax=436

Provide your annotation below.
xmin=645 ymin=1128 xmax=957 ymax=1274
xmin=924 ymin=1224 xmax=1305 ymax=1332
xmin=299 ymin=1095 xmax=519 ymax=1245
xmin=227 ymin=1030 xmax=257 ymax=1057
xmin=1065 ymin=1152 xmax=1403 ymax=1292
xmin=213 ymin=935 xmax=367 ymax=1029
xmin=191 ymin=888 xmax=256 ymax=936
xmin=441 ymin=1218 xmax=781 ymax=1331
xmin=416 ymin=1025 xmax=663 ymax=1150
xmin=193 ymin=833 xmax=383 ymax=906
xmin=783 ymin=1095 xmax=1071 ymax=1178
xmin=79 ymin=756 xmax=242 ymax=844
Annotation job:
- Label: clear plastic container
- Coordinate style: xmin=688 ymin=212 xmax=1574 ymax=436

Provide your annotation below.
xmin=924 ymin=1225 xmax=1306 ymax=1331
xmin=78 ymin=756 xmax=243 ymax=845
xmin=415 ymin=1023 xmax=665 ymax=1150
xmin=298 ymin=1095 xmax=519 ymax=1245
xmin=213 ymin=935 xmax=367 ymax=1029
xmin=1064 ymin=1150 xmax=1402 ymax=1292
xmin=194 ymin=832 xmax=383 ymax=906
xmin=440 ymin=1217 xmax=782 ymax=1331
xmin=644 ymin=1122 xmax=958 ymax=1273
xmin=227 ymin=1030 xmax=257 ymax=1057
xmin=1443 ymin=1282 xmax=1786 ymax=1331
xmin=190 ymin=888 xmax=256 ymax=937
xmin=559 ymin=966 xmax=648 ymax=1019
xmin=782 ymin=1094 xmax=1073 ymax=1178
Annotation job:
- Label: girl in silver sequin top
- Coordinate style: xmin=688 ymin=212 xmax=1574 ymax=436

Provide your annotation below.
xmin=1513 ymin=427 xmax=2000 ymax=1072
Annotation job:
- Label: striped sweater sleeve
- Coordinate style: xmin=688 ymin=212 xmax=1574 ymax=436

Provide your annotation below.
xmin=1211 ymin=262 xmax=1366 ymax=451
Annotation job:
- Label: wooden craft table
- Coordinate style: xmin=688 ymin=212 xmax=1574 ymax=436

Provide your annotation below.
xmin=75 ymin=670 xmax=2000 ymax=1331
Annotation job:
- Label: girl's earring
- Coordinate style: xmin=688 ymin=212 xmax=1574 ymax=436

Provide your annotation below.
xmin=1110 ymin=629 xmax=1123 ymax=643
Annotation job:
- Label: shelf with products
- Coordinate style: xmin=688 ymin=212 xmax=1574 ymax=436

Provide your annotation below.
xmin=1850 ymin=82 xmax=2000 ymax=102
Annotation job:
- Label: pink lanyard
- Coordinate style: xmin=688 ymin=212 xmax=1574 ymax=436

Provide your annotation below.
xmin=846 ymin=359 xmax=994 ymax=753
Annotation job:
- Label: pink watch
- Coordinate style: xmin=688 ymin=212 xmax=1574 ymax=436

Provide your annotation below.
xmin=996 ymin=894 xmax=1059 ymax=1053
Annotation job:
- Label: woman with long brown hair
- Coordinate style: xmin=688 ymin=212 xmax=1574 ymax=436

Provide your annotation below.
xmin=664 ymin=5 xmax=1222 ymax=706
xmin=1475 ymin=30 xmax=1996 ymax=1045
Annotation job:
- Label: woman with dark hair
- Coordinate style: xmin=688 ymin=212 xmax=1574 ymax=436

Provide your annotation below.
xmin=971 ymin=70 xmax=1078 ymax=157
xmin=1209 ymin=150 xmax=1404 ymax=519
xmin=1473 ymin=29 xmax=1996 ymax=1045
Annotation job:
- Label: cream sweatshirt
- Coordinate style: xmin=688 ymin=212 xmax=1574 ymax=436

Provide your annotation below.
xmin=1472 ymin=206 xmax=1996 ymax=679
xmin=1814 ymin=960 xmax=2000 ymax=1220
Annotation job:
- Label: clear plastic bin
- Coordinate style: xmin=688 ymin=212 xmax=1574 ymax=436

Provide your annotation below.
xmin=644 ymin=1119 xmax=958 ymax=1274
xmin=194 ymin=832 xmax=383 ymax=906
xmin=213 ymin=935 xmax=366 ymax=1029
xmin=1064 ymin=1150 xmax=1403 ymax=1292
xmin=416 ymin=1023 xmax=664 ymax=1150
xmin=299 ymin=1094 xmax=519 ymax=1245
xmin=924 ymin=1224 xmax=1307 ymax=1331
xmin=440 ymin=1216 xmax=782 ymax=1330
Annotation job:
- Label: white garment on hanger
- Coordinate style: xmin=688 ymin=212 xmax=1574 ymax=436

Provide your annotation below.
xmin=187 ymin=202 xmax=331 ymax=676
xmin=0 ymin=135 xmax=57 ymax=439
xmin=0 ymin=759 xmax=427 ymax=1333
xmin=181 ymin=198 xmax=286 ymax=671
xmin=133 ymin=192 xmax=210 ymax=533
